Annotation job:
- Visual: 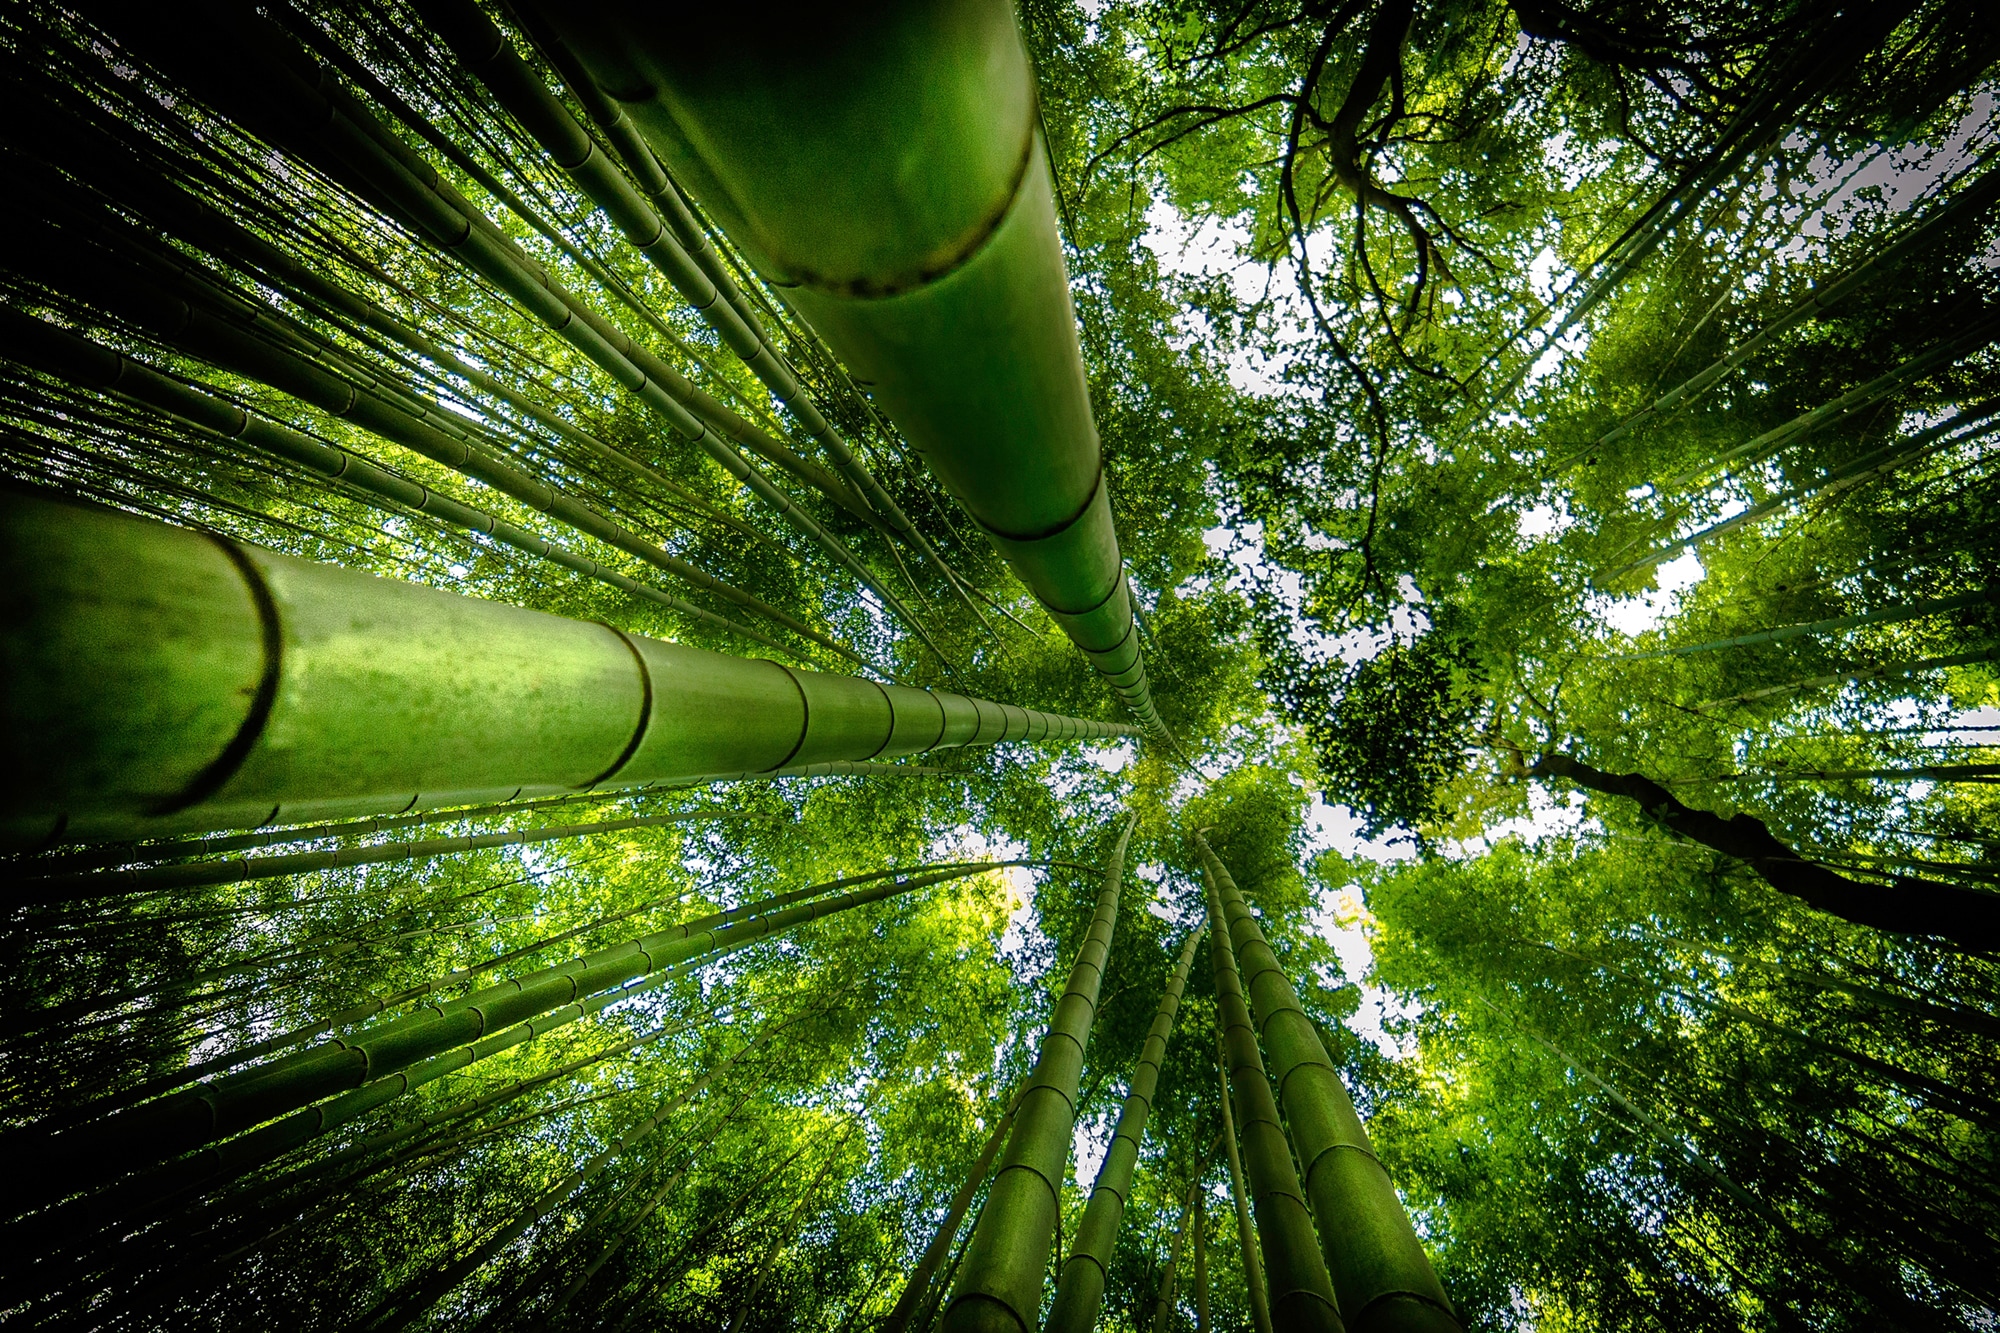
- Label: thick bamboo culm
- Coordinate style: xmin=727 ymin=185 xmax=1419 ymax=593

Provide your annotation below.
xmin=118 ymin=3 xmax=947 ymax=664
xmin=1045 ymin=923 xmax=1205 ymax=1332
xmin=939 ymin=816 xmax=1133 ymax=1332
xmin=0 ymin=487 xmax=1138 ymax=849
xmin=1196 ymin=833 xmax=1460 ymax=1333
xmin=416 ymin=0 xmax=993 ymax=637
xmin=1201 ymin=840 xmax=1342 ymax=1332
xmin=535 ymin=0 xmax=1164 ymax=730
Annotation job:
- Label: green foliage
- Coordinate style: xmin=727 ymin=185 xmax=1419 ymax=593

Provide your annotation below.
xmin=2 ymin=0 xmax=1999 ymax=1329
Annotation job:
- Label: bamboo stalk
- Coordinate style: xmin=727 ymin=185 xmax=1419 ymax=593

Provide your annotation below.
xmin=1605 ymin=401 xmax=2000 ymax=581
xmin=67 ymin=861 xmax=997 ymax=1117
xmin=1195 ymin=1185 xmax=1209 ymax=1333
xmin=938 ymin=816 xmax=1133 ymax=1331
xmin=882 ymin=1083 xmax=1022 ymax=1333
xmin=424 ymin=0 xmax=996 ymax=633
xmin=538 ymin=0 xmax=1164 ymax=726
xmin=1621 ymin=589 xmax=1992 ymax=659
xmin=1150 ymin=1171 xmax=1207 ymax=1333
xmin=0 ymin=486 xmax=1134 ymax=848
xmin=8 ymin=861 xmax=1005 ymax=1211
xmin=1197 ymin=832 xmax=1457 ymax=1332
xmin=1595 ymin=159 xmax=2000 ymax=450
xmin=163 ymin=7 xmax=953 ymax=665
xmin=10 ymin=216 xmax=867 ymax=669
xmin=1046 ymin=923 xmax=1205 ymax=1332
xmin=1200 ymin=847 xmax=1343 ymax=1333
xmin=1694 ymin=645 xmax=2000 ymax=710
xmin=1660 ymin=313 xmax=2000 ymax=491
xmin=22 ymin=809 xmax=761 ymax=900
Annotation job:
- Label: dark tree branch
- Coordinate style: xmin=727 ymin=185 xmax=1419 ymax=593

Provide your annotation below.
xmin=1531 ymin=752 xmax=2000 ymax=951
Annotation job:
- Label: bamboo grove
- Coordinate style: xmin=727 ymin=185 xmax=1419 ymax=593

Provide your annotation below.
xmin=0 ymin=0 xmax=1994 ymax=1330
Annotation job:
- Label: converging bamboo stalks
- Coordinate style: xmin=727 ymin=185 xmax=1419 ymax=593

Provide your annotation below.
xmin=537 ymin=0 xmax=1165 ymax=730
xmin=0 ymin=0 xmax=1994 ymax=1327
xmin=1201 ymin=837 xmax=1341 ymax=1331
xmin=1198 ymin=832 xmax=1460 ymax=1333
xmin=1 ymin=858 xmax=1033 ymax=1297
xmin=939 ymin=815 xmax=1132 ymax=1331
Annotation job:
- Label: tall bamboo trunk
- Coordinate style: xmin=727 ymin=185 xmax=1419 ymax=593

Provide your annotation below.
xmin=533 ymin=0 xmax=1163 ymax=730
xmin=1194 ymin=1186 xmax=1208 ymax=1333
xmin=1217 ymin=1036 xmax=1274 ymax=1333
xmin=6 ymin=861 xmax=996 ymax=1235
xmin=1045 ymin=923 xmax=1205 ymax=1332
xmin=1149 ymin=1171 xmax=1206 ymax=1333
xmin=883 ymin=1083 xmax=1022 ymax=1333
xmin=1196 ymin=833 xmax=1458 ymax=1333
xmin=418 ymin=0 xmax=989 ymax=631
xmin=939 ymin=817 xmax=1133 ymax=1332
xmin=1201 ymin=855 xmax=1343 ymax=1332
xmin=0 ymin=487 xmax=1134 ymax=848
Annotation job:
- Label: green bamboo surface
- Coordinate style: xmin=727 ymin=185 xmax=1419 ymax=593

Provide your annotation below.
xmin=1201 ymin=838 xmax=1344 ymax=1332
xmin=883 ymin=1084 xmax=1021 ymax=1333
xmin=1197 ymin=833 xmax=1458 ymax=1333
xmin=13 ymin=861 xmax=1003 ymax=1235
xmin=421 ymin=0 xmax=997 ymax=635
xmin=0 ymin=487 xmax=1137 ymax=847
xmin=0 ymin=307 xmax=803 ymax=660
xmin=1044 ymin=922 xmax=1205 ymax=1333
xmin=1217 ymin=1033 xmax=1276 ymax=1333
xmin=130 ymin=3 xmax=947 ymax=661
xmin=939 ymin=816 xmax=1133 ymax=1332
xmin=538 ymin=0 xmax=1162 ymax=728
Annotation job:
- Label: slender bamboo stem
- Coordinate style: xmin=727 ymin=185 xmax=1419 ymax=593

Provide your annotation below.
xmin=939 ymin=816 xmax=1133 ymax=1331
xmin=6 ymin=862 xmax=1001 ymax=1223
xmin=1150 ymin=1171 xmax=1206 ymax=1333
xmin=1046 ymin=923 xmax=1205 ymax=1332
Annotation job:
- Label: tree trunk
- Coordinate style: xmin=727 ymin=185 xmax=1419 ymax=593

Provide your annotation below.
xmin=939 ymin=816 xmax=1133 ymax=1332
xmin=541 ymin=0 xmax=1163 ymax=729
xmin=1198 ymin=833 xmax=1459 ymax=1333
xmin=883 ymin=1083 xmax=1022 ymax=1333
xmin=1531 ymin=752 xmax=2000 ymax=949
xmin=0 ymin=487 xmax=1135 ymax=848
xmin=1201 ymin=845 xmax=1342 ymax=1332
xmin=1046 ymin=923 xmax=1205 ymax=1332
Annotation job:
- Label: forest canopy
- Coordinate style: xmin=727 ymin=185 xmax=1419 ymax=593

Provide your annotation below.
xmin=0 ymin=1 xmax=1996 ymax=1331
